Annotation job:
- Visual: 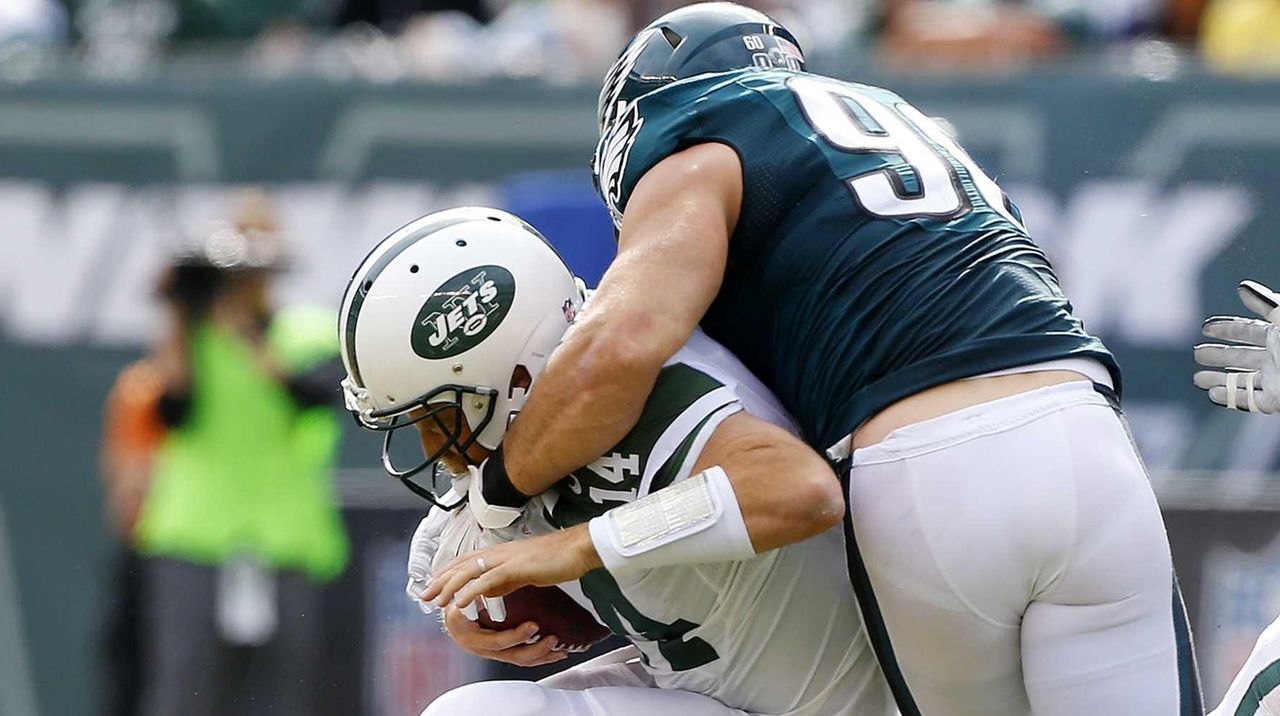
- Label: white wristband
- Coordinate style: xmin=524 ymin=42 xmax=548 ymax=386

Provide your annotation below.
xmin=588 ymin=466 xmax=755 ymax=576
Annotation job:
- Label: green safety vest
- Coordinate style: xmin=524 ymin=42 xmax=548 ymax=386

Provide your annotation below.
xmin=135 ymin=306 xmax=348 ymax=581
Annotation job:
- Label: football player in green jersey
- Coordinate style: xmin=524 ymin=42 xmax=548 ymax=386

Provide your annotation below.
xmin=339 ymin=208 xmax=893 ymax=716
xmin=451 ymin=4 xmax=1202 ymax=715
xmin=1196 ymin=280 xmax=1280 ymax=715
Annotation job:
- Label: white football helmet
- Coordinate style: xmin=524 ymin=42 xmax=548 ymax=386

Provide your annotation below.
xmin=339 ymin=207 xmax=584 ymax=507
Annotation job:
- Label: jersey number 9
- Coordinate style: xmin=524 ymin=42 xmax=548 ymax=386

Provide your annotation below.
xmin=788 ymin=75 xmax=1024 ymax=229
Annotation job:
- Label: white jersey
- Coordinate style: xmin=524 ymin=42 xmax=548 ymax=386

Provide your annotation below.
xmin=542 ymin=329 xmax=891 ymax=716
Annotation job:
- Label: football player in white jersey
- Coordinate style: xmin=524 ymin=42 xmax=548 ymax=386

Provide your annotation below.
xmin=338 ymin=208 xmax=893 ymax=716
xmin=1196 ymin=280 xmax=1280 ymax=715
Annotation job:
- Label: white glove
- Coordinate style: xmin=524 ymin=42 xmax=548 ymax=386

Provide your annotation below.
xmin=405 ymin=500 xmax=455 ymax=616
xmin=408 ymin=489 xmax=558 ymax=622
xmin=1195 ymin=280 xmax=1280 ymax=414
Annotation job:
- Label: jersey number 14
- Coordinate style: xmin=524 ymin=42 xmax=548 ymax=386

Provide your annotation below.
xmin=788 ymin=75 xmax=1025 ymax=228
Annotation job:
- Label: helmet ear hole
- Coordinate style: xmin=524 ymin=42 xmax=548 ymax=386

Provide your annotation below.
xmin=660 ymin=26 xmax=682 ymax=48
xmin=508 ymin=364 xmax=533 ymax=399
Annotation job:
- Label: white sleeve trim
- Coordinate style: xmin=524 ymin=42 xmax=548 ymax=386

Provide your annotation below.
xmin=636 ymin=386 xmax=740 ymax=498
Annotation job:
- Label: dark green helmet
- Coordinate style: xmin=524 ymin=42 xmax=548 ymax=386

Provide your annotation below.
xmin=596 ymin=2 xmax=805 ymax=134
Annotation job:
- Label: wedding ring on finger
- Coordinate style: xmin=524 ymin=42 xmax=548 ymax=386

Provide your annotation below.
xmin=477 ymin=557 xmax=488 ymax=572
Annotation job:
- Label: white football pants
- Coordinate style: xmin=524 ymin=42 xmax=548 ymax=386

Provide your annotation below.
xmin=845 ymin=381 xmax=1199 ymax=716
xmin=1211 ymin=614 xmax=1280 ymax=716
xmin=420 ymin=648 xmax=750 ymax=716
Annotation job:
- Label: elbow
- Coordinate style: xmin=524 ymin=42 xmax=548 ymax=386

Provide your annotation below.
xmin=733 ymin=440 xmax=845 ymax=539
xmin=794 ymin=462 xmax=846 ymax=536
xmin=719 ymin=432 xmax=847 ymax=542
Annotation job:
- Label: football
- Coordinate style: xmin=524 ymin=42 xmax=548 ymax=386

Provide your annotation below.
xmin=476 ymin=585 xmax=611 ymax=653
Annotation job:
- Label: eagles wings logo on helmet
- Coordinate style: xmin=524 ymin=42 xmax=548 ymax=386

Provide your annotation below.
xmin=595 ymin=2 xmax=804 ymax=134
xmin=590 ymin=2 xmax=805 ymax=227
xmin=593 ymin=102 xmax=645 ymax=228
xmin=597 ymin=28 xmax=661 ymax=133
xmin=338 ymin=207 xmax=584 ymax=507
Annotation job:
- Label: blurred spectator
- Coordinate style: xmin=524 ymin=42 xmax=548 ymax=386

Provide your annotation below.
xmin=336 ymin=0 xmax=492 ymax=32
xmin=102 ymin=360 xmax=167 ymax=541
xmin=100 ymin=358 xmax=167 ymax=716
xmin=68 ymin=0 xmax=861 ymax=82
xmin=877 ymin=0 xmax=1165 ymax=71
xmin=641 ymin=0 xmax=867 ymax=56
xmin=76 ymin=0 xmax=175 ymax=76
xmin=132 ymin=189 xmax=350 ymax=716
xmin=1200 ymin=0 xmax=1280 ymax=73
xmin=878 ymin=0 xmax=1064 ymax=70
xmin=166 ymin=0 xmax=324 ymax=41
xmin=1166 ymin=0 xmax=1210 ymax=41
xmin=79 ymin=0 xmax=493 ymax=47
xmin=399 ymin=0 xmax=629 ymax=80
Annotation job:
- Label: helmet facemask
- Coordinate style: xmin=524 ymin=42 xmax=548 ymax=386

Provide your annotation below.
xmin=344 ymin=377 xmax=498 ymax=510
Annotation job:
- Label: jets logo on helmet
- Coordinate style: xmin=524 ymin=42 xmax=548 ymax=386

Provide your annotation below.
xmin=412 ymin=265 xmax=515 ymax=360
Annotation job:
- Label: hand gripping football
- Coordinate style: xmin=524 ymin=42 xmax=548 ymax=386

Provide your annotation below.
xmin=430 ymin=499 xmax=611 ymax=653
xmin=474 ymin=584 xmax=611 ymax=653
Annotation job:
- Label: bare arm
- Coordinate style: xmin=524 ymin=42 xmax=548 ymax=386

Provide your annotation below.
xmin=100 ymin=361 xmax=166 ymax=539
xmin=691 ymin=410 xmax=845 ymax=553
xmin=502 ymin=142 xmax=744 ymax=495
xmin=424 ymin=409 xmax=845 ymax=608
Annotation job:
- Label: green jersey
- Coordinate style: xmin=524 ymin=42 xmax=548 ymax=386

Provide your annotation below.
xmin=593 ymin=68 xmax=1119 ymax=451
xmin=543 ymin=330 xmax=890 ymax=716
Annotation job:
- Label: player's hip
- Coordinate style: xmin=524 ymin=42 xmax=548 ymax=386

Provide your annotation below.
xmin=848 ymin=374 xmax=1116 ymax=463
xmin=839 ymin=380 xmax=1189 ymax=716
xmin=819 ymin=346 xmax=1118 ymax=461
xmin=847 ymin=367 xmax=1096 ymax=452
xmin=845 ymin=379 xmax=1168 ymax=615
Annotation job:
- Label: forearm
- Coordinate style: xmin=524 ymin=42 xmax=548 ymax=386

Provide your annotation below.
xmin=587 ymin=412 xmax=844 ymax=575
xmin=503 ymin=311 xmax=664 ymax=496
xmin=502 ymin=142 xmax=739 ymax=497
xmin=694 ymin=413 xmax=844 ymax=554
xmin=586 ymin=457 xmax=841 ymax=576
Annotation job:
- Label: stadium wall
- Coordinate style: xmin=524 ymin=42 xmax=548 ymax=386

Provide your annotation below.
xmin=1 ymin=70 xmax=1279 ymax=714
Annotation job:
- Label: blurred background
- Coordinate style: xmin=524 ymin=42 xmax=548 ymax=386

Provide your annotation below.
xmin=1 ymin=0 xmax=1280 ymax=714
